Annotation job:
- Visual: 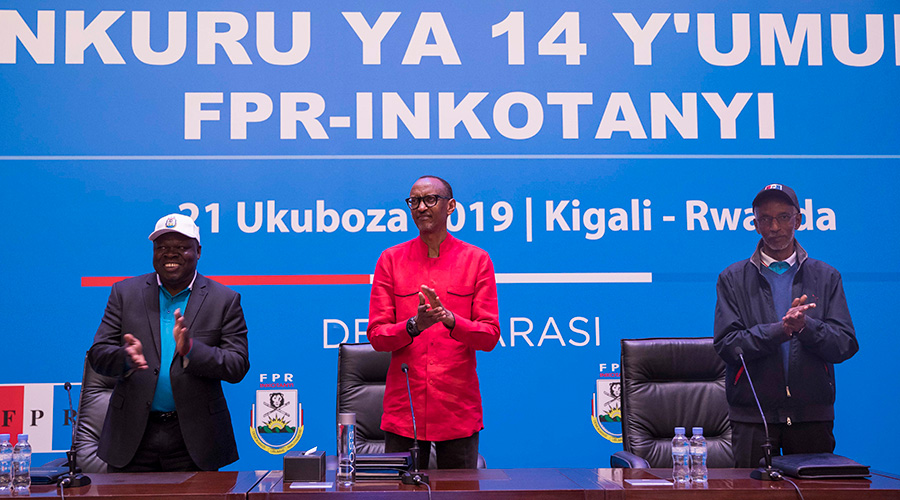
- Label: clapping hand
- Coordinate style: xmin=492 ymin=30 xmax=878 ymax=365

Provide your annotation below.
xmin=415 ymin=285 xmax=456 ymax=330
xmin=783 ymin=294 xmax=816 ymax=336
xmin=173 ymin=308 xmax=193 ymax=356
xmin=123 ymin=333 xmax=148 ymax=370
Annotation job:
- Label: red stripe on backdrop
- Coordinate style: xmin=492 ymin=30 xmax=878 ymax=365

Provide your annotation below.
xmin=81 ymin=276 xmax=131 ymax=287
xmin=81 ymin=275 xmax=371 ymax=287
xmin=208 ymin=275 xmax=371 ymax=285
xmin=0 ymin=385 xmax=25 ymax=437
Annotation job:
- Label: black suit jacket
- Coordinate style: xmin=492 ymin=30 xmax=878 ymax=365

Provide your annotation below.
xmin=88 ymin=273 xmax=250 ymax=470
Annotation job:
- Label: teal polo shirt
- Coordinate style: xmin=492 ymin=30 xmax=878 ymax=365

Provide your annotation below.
xmin=151 ymin=272 xmax=195 ymax=412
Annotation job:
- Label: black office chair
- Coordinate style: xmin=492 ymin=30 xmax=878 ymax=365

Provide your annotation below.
xmin=611 ymin=337 xmax=733 ymax=468
xmin=73 ymin=351 xmax=117 ymax=473
xmin=336 ymin=342 xmax=394 ymax=455
xmin=336 ymin=342 xmax=486 ymax=468
xmin=42 ymin=351 xmax=116 ymax=473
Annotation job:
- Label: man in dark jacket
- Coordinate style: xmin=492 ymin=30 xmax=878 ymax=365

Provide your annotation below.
xmin=89 ymin=214 xmax=249 ymax=471
xmin=714 ymin=184 xmax=857 ymax=468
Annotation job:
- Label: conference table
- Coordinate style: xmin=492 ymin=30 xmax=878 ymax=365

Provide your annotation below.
xmin=25 ymin=468 xmax=900 ymax=499
xmin=26 ymin=470 xmax=266 ymax=499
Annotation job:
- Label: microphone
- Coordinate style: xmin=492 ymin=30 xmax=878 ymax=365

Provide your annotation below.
xmin=399 ymin=363 xmax=429 ymax=485
xmin=58 ymin=382 xmax=91 ymax=488
xmin=734 ymin=347 xmax=782 ymax=481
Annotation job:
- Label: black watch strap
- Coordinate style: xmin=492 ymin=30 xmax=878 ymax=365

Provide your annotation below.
xmin=406 ymin=317 xmax=420 ymax=338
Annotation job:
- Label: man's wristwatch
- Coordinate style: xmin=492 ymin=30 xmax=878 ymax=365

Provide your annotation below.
xmin=406 ymin=316 xmax=421 ymax=338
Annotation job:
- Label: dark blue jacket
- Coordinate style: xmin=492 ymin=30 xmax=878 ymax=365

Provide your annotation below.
xmin=714 ymin=241 xmax=857 ymax=424
xmin=89 ymin=273 xmax=250 ymax=470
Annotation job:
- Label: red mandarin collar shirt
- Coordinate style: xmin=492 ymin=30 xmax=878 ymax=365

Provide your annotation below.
xmin=368 ymin=233 xmax=501 ymax=442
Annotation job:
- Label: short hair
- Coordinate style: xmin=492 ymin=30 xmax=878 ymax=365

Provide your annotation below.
xmin=417 ymin=175 xmax=453 ymax=198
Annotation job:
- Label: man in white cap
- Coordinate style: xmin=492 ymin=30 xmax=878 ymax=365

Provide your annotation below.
xmin=89 ymin=214 xmax=249 ymax=471
xmin=714 ymin=184 xmax=857 ymax=468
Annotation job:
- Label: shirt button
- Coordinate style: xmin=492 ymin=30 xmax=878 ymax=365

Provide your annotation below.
xmin=146 ymin=402 xmax=151 ymax=408
xmin=429 ymin=380 xmax=434 ymax=385
xmin=154 ymin=368 xmax=160 ymax=375
xmin=429 ymin=360 xmax=434 ymax=365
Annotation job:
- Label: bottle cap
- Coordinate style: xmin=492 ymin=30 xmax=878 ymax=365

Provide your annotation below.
xmin=692 ymin=427 xmax=703 ymax=435
xmin=674 ymin=427 xmax=685 ymax=435
xmin=338 ymin=413 xmax=356 ymax=425
xmin=17 ymin=434 xmax=27 ymax=442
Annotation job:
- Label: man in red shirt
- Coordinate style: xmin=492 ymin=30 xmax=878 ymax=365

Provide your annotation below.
xmin=368 ymin=176 xmax=501 ymax=469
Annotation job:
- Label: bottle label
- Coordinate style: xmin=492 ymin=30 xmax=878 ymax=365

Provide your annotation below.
xmin=337 ymin=424 xmax=355 ymax=484
xmin=348 ymin=424 xmax=355 ymax=469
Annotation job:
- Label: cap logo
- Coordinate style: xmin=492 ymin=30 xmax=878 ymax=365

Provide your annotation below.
xmin=165 ymin=217 xmax=177 ymax=228
xmin=764 ymin=184 xmax=783 ymax=191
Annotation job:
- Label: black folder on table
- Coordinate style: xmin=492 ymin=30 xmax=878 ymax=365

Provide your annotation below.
xmin=355 ymin=453 xmax=412 ymax=481
xmin=770 ymin=453 xmax=870 ymax=479
xmin=30 ymin=466 xmax=69 ymax=485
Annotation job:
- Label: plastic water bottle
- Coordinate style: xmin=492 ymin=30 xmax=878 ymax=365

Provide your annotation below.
xmin=12 ymin=434 xmax=31 ymax=494
xmin=689 ymin=427 xmax=708 ymax=483
xmin=672 ymin=427 xmax=689 ymax=483
xmin=0 ymin=434 xmax=12 ymax=495
xmin=337 ymin=413 xmax=356 ymax=486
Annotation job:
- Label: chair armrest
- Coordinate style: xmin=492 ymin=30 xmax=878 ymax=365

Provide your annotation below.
xmin=611 ymin=451 xmax=651 ymax=468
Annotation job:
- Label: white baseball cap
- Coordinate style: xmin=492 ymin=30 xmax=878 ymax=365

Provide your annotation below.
xmin=148 ymin=213 xmax=201 ymax=244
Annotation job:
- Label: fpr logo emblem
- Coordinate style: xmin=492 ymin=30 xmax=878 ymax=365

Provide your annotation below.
xmin=250 ymin=373 xmax=303 ymax=455
xmin=591 ymin=363 xmax=622 ymax=444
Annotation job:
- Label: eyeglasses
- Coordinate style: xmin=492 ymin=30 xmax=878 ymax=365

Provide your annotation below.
xmin=755 ymin=213 xmax=797 ymax=226
xmin=405 ymin=195 xmax=450 ymax=209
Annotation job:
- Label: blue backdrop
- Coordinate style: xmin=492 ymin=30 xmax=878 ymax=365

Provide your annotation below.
xmin=1 ymin=1 xmax=897 ymax=472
